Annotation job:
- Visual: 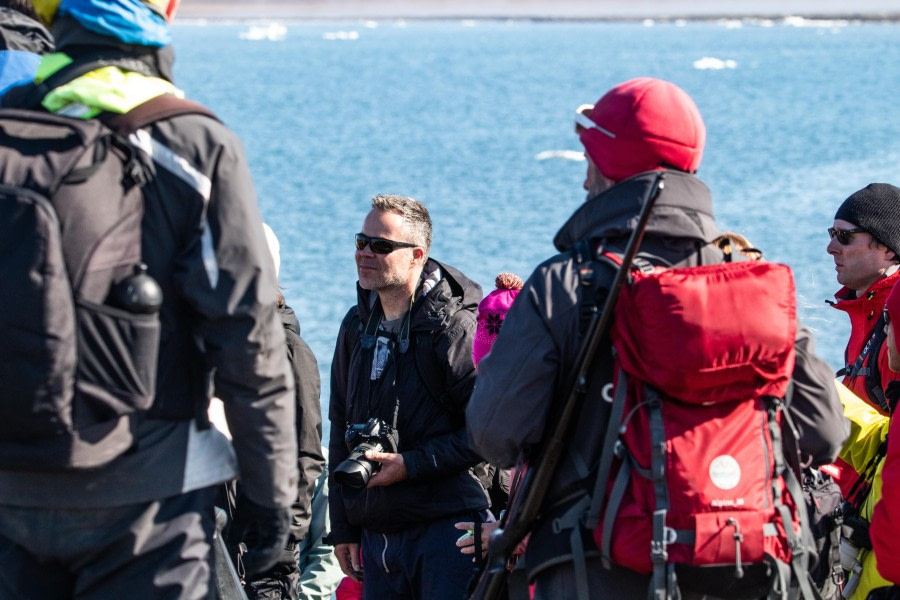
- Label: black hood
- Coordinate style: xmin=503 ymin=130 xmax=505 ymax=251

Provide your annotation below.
xmin=50 ymin=15 xmax=175 ymax=83
xmin=355 ymin=257 xmax=482 ymax=332
xmin=553 ymin=170 xmax=720 ymax=253
xmin=0 ymin=8 xmax=54 ymax=54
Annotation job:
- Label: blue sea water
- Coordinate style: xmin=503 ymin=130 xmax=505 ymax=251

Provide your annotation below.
xmin=171 ymin=18 xmax=900 ymax=435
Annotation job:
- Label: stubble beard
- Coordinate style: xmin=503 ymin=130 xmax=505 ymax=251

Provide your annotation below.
xmin=359 ymin=264 xmax=407 ymax=292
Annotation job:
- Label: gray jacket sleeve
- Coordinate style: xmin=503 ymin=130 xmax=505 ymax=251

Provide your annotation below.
xmin=467 ymin=263 xmax=578 ymax=469
xmin=787 ymin=326 xmax=849 ymax=466
xmin=180 ymin=124 xmax=298 ymax=509
xmin=288 ymin=329 xmax=325 ymax=543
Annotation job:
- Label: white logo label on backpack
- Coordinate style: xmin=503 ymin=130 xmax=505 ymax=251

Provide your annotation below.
xmin=709 ymin=455 xmax=741 ymax=490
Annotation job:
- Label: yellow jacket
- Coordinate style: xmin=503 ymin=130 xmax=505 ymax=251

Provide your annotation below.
xmin=836 ymin=381 xmax=891 ymax=599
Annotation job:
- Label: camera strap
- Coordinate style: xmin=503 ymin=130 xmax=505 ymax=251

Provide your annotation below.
xmin=360 ymin=300 xmax=384 ymax=350
xmin=360 ymin=296 xmax=413 ymax=354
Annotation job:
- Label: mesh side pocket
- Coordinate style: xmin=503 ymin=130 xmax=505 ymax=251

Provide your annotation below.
xmin=74 ymin=300 xmax=160 ymax=426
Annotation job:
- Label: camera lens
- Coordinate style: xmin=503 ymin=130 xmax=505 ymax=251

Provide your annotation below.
xmin=334 ymin=443 xmax=379 ymax=488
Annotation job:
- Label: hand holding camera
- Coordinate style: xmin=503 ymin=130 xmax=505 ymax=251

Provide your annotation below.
xmin=364 ymin=449 xmax=407 ymax=488
xmin=333 ymin=418 xmax=401 ymax=488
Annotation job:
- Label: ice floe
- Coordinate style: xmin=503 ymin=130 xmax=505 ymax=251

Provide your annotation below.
xmin=239 ymin=23 xmax=286 ymax=41
xmin=693 ymin=56 xmax=738 ymax=70
xmin=323 ymin=31 xmax=360 ymax=40
xmin=535 ymin=150 xmax=585 ymax=161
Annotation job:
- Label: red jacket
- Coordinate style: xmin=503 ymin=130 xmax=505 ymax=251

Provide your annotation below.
xmin=832 ymin=273 xmax=900 ymax=496
xmin=871 ymin=415 xmax=900 ymax=584
xmin=832 ymin=272 xmax=900 ymax=415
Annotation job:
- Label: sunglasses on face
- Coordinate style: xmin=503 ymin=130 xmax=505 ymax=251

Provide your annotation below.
xmin=828 ymin=226 xmax=866 ymax=245
xmin=885 ymin=309 xmax=892 ymax=327
xmin=355 ymin=233 xmax=418 ymax=255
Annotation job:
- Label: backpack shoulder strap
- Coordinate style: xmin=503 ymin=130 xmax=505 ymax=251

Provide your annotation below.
xmin=100 ymin=94 xmax=219 ymax=137
xmin=838 ymin=312 xmax=889 ymax=412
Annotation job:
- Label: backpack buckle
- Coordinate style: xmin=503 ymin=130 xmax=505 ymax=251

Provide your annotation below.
xmin=650 ymin=539 xmax=668 ymax=563
xmin=632 ymin=257 xmax=655 ymax=274
xmin=663 ymin=527 xmax=677 ymax=545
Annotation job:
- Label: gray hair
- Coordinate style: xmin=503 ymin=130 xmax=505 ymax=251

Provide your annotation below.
xmin=371 ymin=194 xmax=432 ymax=252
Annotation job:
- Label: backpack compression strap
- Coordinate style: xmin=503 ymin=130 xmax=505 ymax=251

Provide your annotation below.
xmin=771 ymin=400 xmax=817 ymax=600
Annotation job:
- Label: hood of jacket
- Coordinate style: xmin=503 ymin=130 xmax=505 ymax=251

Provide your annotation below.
xmin=50 ymin=15 xmax=175 ymax=82
xmin=279 ymin=303 xmax=301 ymax=337
xmin=553 ymin=169 xmax=720 ymax=253
xmin=354 ymin=257 xmax=482 ymax=332
xmin=0 ymin=8 xmax=54 ymax=54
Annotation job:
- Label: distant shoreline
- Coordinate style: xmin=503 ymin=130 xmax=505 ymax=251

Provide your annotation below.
xmin=176 ymin=0 xmax=900 ymax=22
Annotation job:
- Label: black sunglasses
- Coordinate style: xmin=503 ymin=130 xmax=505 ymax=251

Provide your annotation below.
xmin=355 ymin=233 xmax=418 ymax=255
xmin=828 ymin=226 xmax=866 ymax=245
xmin=885 ymin=309 xmax=891 ymax=327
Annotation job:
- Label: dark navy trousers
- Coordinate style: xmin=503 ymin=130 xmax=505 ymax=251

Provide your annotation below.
xmin=360 ymin=512 xmax=483 ymax=600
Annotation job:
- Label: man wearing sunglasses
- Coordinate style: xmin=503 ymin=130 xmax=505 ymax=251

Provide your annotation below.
xmin=466 ymin=77 xmax=847 ymax=599
xmin=328 ymin=195 xmax=489 ymax=600
xmin=827 ymin=183 xmax=900 ymax=416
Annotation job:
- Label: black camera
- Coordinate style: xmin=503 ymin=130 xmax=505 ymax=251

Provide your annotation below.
xmin=333 ymin=418 xmax=400 ymax=489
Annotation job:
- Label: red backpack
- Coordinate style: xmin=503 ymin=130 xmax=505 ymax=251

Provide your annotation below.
xmin=587 ymin=256 xmax=814 ymax=599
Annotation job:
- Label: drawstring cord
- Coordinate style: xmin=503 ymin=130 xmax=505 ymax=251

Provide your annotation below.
xmin=726 ymin=518 xmax=744 ymax=579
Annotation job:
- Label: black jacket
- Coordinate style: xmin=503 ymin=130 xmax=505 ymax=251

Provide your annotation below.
xmin=328 ymin=258 xmax=488 ymax=543
xmin=281 ymin=305 xmax=325 ymax=544
xmin=0 ymin=21 xmax=298 ymax=510
xmin=0 ymin=8 xmax=53 ymax=53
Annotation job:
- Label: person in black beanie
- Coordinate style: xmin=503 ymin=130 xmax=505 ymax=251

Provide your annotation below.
xmin=834 ymin=183 xmax=900 ymax=259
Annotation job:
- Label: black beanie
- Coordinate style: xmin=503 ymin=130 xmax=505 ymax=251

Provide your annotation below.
xmin=834 ymin=183 xmax=900 ymax=257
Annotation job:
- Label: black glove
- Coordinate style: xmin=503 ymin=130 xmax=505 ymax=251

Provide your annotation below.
xmin=227 ymin=493 xmax=291 ymax=577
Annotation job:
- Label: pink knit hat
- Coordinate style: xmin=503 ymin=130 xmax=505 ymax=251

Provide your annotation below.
xmin=473 ymin=273 xmax=524 ymax=366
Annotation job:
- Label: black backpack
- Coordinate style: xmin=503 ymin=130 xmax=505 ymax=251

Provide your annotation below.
xmin=0 ymin=61 xmax=214 ymax=470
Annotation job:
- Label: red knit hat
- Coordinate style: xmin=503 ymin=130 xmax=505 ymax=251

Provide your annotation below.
xmin=577 ymin=77 xmax=706 ymax=182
